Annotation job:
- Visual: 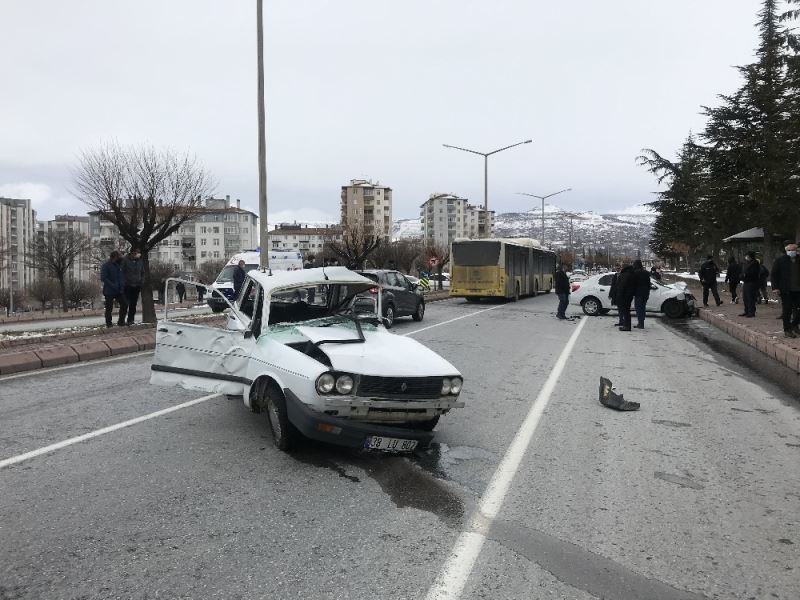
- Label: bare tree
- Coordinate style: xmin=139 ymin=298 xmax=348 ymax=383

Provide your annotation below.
xmin=27 ymin=229 xmax=92 ymax=311
xmin=72 ymin=142 xmax=215 ymax=322
xmin=28 ymin=277 xmax=60 ymax=311
xmin=424 ymin=243 xmax=451 ymax=290
xmin=195 ymin=258 xmax=227 ymax=285
xmin=369 ymin=239 xmax=423 ymax=272
xmin=147 ymin=260 xmax=178 ymax=305
xmin=66 ymin=278 xmax=101 ymax=309
xmin=327 ymin=226 xmax=381 ymax=269
xmin=0 ymin=288 xmax=26 ymax=316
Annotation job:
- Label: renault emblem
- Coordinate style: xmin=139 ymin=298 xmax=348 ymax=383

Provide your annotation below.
xmin=400 ymin=382 xmax=408 ymax=392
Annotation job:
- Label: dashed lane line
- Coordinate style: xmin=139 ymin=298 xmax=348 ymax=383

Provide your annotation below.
xmin=425 ymin=316 xmax=588 ymax=600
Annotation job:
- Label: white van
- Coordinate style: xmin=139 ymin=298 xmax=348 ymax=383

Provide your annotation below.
xmin=207 ymin=250 xmax=304 ymax=312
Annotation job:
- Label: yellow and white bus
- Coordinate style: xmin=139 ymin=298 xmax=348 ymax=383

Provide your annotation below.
xmin=449 ymin=238 xmax=556 ymax=301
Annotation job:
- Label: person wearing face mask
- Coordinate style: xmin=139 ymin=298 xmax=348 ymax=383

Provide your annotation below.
xmin=740 ymin=251 xmax=760 ymax=318
xmin=771 ymin=243 xmax=800 ymax=338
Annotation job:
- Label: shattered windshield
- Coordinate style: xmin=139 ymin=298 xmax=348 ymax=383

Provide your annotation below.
xmin=267 ymin=282 xmax=379 ymax=328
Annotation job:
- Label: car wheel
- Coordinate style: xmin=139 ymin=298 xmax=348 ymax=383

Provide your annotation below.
xmin=581 ymin=296 xmax=602 ymax=316
xmin=210 ymin=304 xmax=226 ymax=314
xmin=412 ymin=300 xmax=425 ymax=321
xmin=663 ymin=299 xmax=684 ymax=319
xmin=384 ymin=304 xmax=395 ymax=328
xmin=417 ymin=415 xmax=440 ymax=431
xmin=263 ymin=384 xmax=297 ymax=451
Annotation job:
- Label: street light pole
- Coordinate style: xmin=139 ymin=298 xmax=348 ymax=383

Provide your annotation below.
xmin=516 ymin=188 xmax=571 ymax=247
xmin=442 ymin=139 xmax=532 ymax=232
xmin=256 ymin=0 xmax=269 ymax=269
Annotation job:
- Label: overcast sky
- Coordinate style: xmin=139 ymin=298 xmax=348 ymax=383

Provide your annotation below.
xmin=0 ymin=0 xmax=765 ymax=223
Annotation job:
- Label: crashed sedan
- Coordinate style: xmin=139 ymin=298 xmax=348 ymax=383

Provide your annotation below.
xmin=149 ymin=267 xmax=464 ymax=452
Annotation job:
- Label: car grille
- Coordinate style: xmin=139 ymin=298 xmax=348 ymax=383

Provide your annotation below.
xmin=357 ymin=376 xmax=442 ymax=398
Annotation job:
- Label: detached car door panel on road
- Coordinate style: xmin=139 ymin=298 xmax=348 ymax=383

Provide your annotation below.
xmin=150 ymin=267 xmax=462 ymax=452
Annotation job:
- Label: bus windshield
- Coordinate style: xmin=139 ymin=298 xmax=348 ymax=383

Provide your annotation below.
xmin=452 ymin=241 xmax=501 ymax=266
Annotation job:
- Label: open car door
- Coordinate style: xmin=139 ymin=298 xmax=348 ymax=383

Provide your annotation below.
xmin=150 ymin=277 xmax=263 ymax=395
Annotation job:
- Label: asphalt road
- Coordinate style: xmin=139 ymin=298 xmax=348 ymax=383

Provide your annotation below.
xmin=1 ymin=297 xmax=798 ymax=599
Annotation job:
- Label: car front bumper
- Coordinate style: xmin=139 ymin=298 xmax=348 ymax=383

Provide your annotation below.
xmin=284 ymin=389 xmax=435 ymax=449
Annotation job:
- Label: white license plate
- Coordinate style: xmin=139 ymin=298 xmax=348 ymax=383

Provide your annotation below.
xmin=364 ymin=436 xmax=418 ymax=452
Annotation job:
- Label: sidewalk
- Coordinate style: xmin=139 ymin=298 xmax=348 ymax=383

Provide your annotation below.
xmin=666 ymin=275 xmax=800 ymax=374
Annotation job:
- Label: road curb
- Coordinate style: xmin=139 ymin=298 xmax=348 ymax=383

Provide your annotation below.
xmin=0 ymin=331 xmax=156 ymax=376
xmin=697 ymin=308 xmax=800 ymax=374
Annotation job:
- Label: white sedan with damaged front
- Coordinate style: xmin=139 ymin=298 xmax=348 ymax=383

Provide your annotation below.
xmin=150 ymin=267 xmax=464 ymax=452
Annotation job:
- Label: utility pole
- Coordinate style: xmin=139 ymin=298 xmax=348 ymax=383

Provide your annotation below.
xmin=256 ymin=0 xmax=269 ymax=269
xmin=516 ymin=188 xmax=571 ymax=247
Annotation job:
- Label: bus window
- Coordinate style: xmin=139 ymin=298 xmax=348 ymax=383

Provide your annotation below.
xmin=452 ymin=241 xmax=501 ymax=266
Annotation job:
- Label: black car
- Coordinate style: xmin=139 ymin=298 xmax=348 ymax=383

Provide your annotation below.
xmin=355 ymin=269 xmax=425 ymax=328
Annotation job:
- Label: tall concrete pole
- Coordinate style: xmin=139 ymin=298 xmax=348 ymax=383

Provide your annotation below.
xmin=257 ymin=0 xmax=269 ymax=269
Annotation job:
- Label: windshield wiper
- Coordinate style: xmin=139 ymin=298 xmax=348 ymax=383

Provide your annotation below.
xmin=313 ymin=314 xmax=366 ymax=346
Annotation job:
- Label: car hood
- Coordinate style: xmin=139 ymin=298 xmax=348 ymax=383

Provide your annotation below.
xmin=295 ymin=324 xmax=460 ymax=376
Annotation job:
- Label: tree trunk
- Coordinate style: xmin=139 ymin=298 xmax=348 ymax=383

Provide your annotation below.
xmin=762 ymin=228 xmax=773 ymax=271
xmin=58 ymin=278 xmax=68 ymax=312
xmin=141 ymin=251 xmax=157 ymax=323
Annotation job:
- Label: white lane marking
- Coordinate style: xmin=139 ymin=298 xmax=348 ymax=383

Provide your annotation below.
xmin=425 ymin=316 xmax=588 ymax=600
xmin=0 ymin=393 xmax=221 ymax=470
xmin=0 ymin=351 xmax=155 ymax=383
xmin=402 ymin=304 xmax=506 ymax=337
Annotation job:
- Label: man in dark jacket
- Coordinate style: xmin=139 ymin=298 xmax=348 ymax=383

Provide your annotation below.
xmin=771 ymin=243 xmax=800 ymax=338
xmin=698 ymin=255 xmax=723 ymax=307
xmin=121 ymin=248 xmax=145 ymax=325
xmin=232 ymin=260 xmax=248 ymax=298
xmin=616 ymin=264 xmax=636 ymax=331
xmin=554 ymin=264 xmax=570 ymax=320
xmin=632 ymin=259 xmax=651 ymax=329
xmin=609 ymin=268 xmax=622 ymax=326
xmin=725 ymin=256 xmax=742 ymax=304
xmin=100 ymin=251 xmax=127 ymax=328
xmin=740 ymin=251 xmax=760 ymax=318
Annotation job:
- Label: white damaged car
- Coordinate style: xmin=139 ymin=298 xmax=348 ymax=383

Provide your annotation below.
xmin=150 ymin=267 xmax=464 ymax=452
xmin=569 ymin=273 xmax=697 ymax=318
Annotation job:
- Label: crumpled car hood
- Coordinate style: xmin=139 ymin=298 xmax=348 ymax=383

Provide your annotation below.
xmin=294 ymin=324 xmax=459 ymax=377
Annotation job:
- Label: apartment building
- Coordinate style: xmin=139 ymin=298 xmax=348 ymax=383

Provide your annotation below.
xmin=89 ymin=196 xmax=258 ymax=275
xmin=37 ymin=215 xmax=93 ymax=282
xmin=268 ymin=223 xmax=343 ymax=256
xmin=0 ymin=197 xmax=38 ymax=291
xmin=419 ymin=193 xmax=495 ymax=247
xmin=340 ymin=179 xmax=392 ymax=242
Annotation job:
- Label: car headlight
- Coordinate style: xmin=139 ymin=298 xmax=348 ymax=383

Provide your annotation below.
xmin=441 ymin=378 xmax=451 ymax=395
xmin=449 ymin=377 xmax=463 ymax=395
xmin=316 ymin=373 xmax=335 ymax=394
xmin=335 ymin=375 xmax=354 ymax=395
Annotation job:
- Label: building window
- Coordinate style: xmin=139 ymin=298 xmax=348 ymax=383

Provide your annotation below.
xmin=213 ymin=251 xmax=220 ymax=258
xmin=213 ymin=239 xmax=220 ymax=246
xmin=213 ymin=227 xmax=220 ymax=234
xmin=201 ymin=239 xmax=207 ymax=246
xmin=201 ymin=251 xmax=207 ymax=258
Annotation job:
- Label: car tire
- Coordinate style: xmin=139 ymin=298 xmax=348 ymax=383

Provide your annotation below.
xmin=210 ymin=304 xmax=226 ymax=314
xmin=263 ymin=384 xmax=297 ymax=451
xmin=663 ymin=299 xmax=684 ymax=319
xmin=581 ymin=296 xmax=602 ymax=316
xmin=417 ymin=415 xmax=440 ymax=431
xmin=384 ymin=303 xmax=396 ymax=329
xmin=412 ymin=300 xmax=425 ymax=321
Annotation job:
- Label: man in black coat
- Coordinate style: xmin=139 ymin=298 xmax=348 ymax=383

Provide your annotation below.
xmin=632 ymin=259 xmax=651 ymax=329
xmin=740 ymin=251 xmax=760 ymax=318
xmin=616 ymin=264 xmax=636 ymax=331
xmin=771 ymin=243 xmax=800 ymax=338
xmin=725 ymin=256 xmax=742 ymax=304
xmin=554 ymin=264 xmax=570 ymax=320
xmin=233 ymin=260 xmax=248 ymax=299
xmin=698 ymin=255 xmax=723 ymax=307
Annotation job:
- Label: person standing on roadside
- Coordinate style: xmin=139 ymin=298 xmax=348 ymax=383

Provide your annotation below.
xmin=725 ymin=256 xmax=742 ymax=304
xmin=771 ymin=243 xmax=800 ymax=338
xmin=632 ymin=259 xmax=651 ymax=329
xmin=609 ymin=267 xmax=623 ymax=327
xmin=616 ymin=264 xmax=636 ymax=331
xmin=175 ymin=281 xmax=186 ymax=304
xmin=196 ymin=284 xmax=205 ymax=302
xmin=121 ymin=247 xmax=144 ymax=325
xmin=554 ymin=263 xmax=571 ymax=320
xmin=101 ymin=251 xmax=127 ymax=328
xmin=233 ymin=259 xmax=248 ymax=298
xmin=740 ymin=251 xmax=760 ymax=318
xmin=699 ymin=255 xmax=723 ymax=307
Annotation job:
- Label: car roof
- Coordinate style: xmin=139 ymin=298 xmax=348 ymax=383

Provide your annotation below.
xmin=247 ymin=266 xmax=374 ymax=293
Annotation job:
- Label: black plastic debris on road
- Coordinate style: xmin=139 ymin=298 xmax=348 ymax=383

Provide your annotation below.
xmin=599 ymin=376 xmax=640 ymax=411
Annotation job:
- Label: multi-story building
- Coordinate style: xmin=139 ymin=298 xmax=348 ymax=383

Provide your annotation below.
xmin=340 ymin=179 xmax=392 ymax=242
xmin=37 ymin=215 xmax=93 ymax=282
xmin=89 ymin=196 xmax=258 ymax=275
xmin=268 ymin=223 xmax=343 ymax=256
xmin=419 ymin=193 xmax=495 ymax=247
xmin=0 ymin=197 xmax=38 ymax=291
